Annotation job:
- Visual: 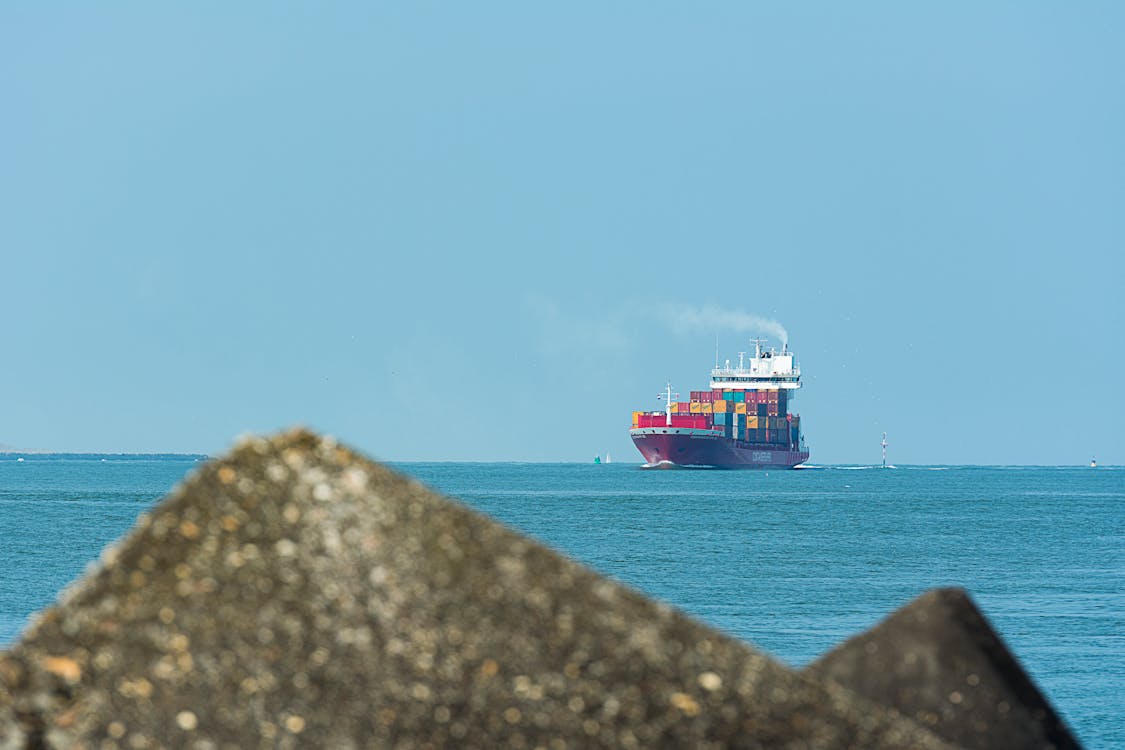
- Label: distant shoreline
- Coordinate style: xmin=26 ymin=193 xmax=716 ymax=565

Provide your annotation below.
xmin=0 ymin=452 xmax=209 ymax=460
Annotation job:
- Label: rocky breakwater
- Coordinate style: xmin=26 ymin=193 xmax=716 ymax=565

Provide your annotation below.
xmin=0 ymin=430 xmax=1078 ymax=749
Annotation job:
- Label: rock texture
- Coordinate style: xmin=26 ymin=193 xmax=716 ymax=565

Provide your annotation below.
xmin=0 ymin=429 xmax=955 ymax=749
xmin=805 ymin=588 xmax=1080 ymax=750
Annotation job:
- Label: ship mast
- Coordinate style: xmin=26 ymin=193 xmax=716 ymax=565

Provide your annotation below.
xmin=657 ymin=382 xmax=680 ymax=427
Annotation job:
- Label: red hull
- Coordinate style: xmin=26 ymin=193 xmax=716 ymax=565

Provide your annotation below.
xmin=630 ymin=428 xmax=809 ymax=469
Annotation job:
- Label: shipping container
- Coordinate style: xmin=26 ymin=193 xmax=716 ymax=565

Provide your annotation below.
xmin=712 ymin=389 xmax=722 ymax=399
xmin=701 ymin=403 xmax=713 ymax=414
xmin=732 ymin=391 xmax=745 ymax=403
xmin=700 ymin=392 xmax=713 ymax=403
xmin=713 ymin=400 xmax=729 ymax=413
xmin=714 ymin=413 xmax=728 ymax=425
xmin=767 ymin=403 xmax=779 ymax=416
xmin=767 ymin=390 xmax=779 ymax=402
xmin=735 ymin=402 xmax=747 ymax=415
xmin=746 ymin=416 xmax=759 ymax=429
xmin=757 ymin=403 xmax=768 ymax=417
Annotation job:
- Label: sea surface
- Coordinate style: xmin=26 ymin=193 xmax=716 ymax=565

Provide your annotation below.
xmin=1 ymin=456 xmax=1121 ymax=747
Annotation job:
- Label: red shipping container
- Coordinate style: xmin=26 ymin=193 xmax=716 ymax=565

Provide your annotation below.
xmin=712 ymin=389 xmax=722 ymax=399
xmin=700 ymin=392 xmax=713 ymax=403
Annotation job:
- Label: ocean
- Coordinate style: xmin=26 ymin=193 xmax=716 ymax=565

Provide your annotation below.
xmin=1 ymin=456 xmax=1121 ymax=747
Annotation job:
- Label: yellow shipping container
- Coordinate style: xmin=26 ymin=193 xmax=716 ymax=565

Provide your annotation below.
xmin=735 ymin=402 xmax=747 ymax=414
xmin=713 ymin=400 xmax=728 ymax=413
xmin=632 ymin=412 xmax=641 ymax=427
xmin=670 ymin=403 xmax=681 ymax=413
xmin=690 ymin=402 xmax=702 ymax=414
xmin=746 ymin=416 xmax=759 ymax=429
xmin=701 ymin=403 xmax=713 ymax=414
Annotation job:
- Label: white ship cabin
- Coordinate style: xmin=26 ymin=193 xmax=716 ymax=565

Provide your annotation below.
xmin=710 ymin=339 xmax=801 ymax=391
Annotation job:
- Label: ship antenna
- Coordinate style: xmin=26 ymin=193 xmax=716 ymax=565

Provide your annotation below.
xmin=715 ymin=332 xmax=720 ymax=370
xmin=749 ymin=337 xmax=766 ymax=358
xmin=881 ymin=432 xmax=888 ymax=469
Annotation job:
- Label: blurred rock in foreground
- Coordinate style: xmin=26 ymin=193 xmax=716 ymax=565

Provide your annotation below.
xmin=805 ymin=587 xmax=1079 ymax=750
xmin=0 ymin=430 xmax=1067 ymax=749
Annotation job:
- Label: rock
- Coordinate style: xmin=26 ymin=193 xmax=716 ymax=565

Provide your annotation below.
xmin=0 ymin=429 xmax=954 ymax=749
xmin=804 ymin=587 xmax=1080 ymax=750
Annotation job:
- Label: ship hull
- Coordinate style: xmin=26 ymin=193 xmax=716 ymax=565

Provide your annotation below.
xmin=630 ymin=428 xmax=809 ymax=469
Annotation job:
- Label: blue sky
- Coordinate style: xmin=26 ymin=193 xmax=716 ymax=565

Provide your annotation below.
xmin=2 ymin=4 xmax=1122 ymax=463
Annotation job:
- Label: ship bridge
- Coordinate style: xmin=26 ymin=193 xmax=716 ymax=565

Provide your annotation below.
xmin=710 ymin=339 xmax=801 ymax=391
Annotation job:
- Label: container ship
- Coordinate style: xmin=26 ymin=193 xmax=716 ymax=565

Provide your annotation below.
xmin=630 ymin=339 xmax=810 ymax=468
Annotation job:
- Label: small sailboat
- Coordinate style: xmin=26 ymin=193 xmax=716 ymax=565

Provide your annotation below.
xmin=605 ymin=452 xmax=611 ymax=464
xmin=1090 ymin=457 xmax=1097 ymax=468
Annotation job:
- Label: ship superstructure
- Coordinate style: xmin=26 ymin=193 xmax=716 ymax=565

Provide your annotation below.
xmin=629 ymin=339 xmax=810 ymax=468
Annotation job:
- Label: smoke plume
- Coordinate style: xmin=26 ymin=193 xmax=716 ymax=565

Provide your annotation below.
xmin=657 ymin=304 xmax=789 ymax=348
